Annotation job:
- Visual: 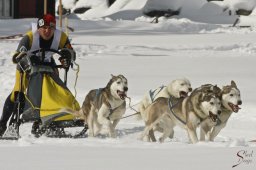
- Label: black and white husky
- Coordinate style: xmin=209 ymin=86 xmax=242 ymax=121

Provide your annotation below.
xmin=200 ymin=80 xmax=242 ymax=141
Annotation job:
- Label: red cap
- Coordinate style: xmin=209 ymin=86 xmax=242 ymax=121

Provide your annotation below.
xmin=37 ymin=14 xmax=56 ymax=28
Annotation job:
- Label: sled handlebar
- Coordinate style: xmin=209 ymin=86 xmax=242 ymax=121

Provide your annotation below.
xmin=25 ymin=48 xmax=76 ymax=69
xmin=16 ymin=48 xmax=74 ymax=72
xmin=30 ymin=48 xmax=61 ymax=55
xmin=30 ymin=48 xmax=75 ymax=61
xmin=27 ymin=49 xmax=70 ymax=85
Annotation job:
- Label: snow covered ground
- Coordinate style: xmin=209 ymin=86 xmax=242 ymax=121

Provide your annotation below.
xmin=1 ymin=2 xmax=256 ymax=169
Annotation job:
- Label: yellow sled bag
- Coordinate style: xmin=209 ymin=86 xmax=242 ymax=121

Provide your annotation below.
xmin=22 ymin=65 xmax=80 ymax=126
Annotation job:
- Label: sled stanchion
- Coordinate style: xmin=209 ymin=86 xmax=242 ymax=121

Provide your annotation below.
xmin=73 ymin=125 xmax=88 ymax=138
xmin=10 ymin=71 xmax=24 ymax=138
xmin=1 ymin=71 xmax=24 ymax=140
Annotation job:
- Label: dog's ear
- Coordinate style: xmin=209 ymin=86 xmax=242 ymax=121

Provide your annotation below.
xmin=231 ymin=80 xmax=237 ymax=88
xmin=209 ymin=85 xmax=214 ymax=92
xmin=222 ymin=85 xmax=231 ymax=94
xmin=198 ymin=92 xmax=204 ymax=102
xmin=111 ymin=74 xmax=115 ymax=78
xmin=212 ymin=85 xmax=221 ymax=94
xmin=203 ymin=86 xmax=213 ymax=93
xmin=171 ymin=79 xmax=177 ymax=84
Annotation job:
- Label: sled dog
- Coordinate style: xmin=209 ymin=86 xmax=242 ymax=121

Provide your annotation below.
xmin=200 ymin=80 xmax=242 ymax=141
xmin=138 ymin=78 xmax=192 ymax=120
xmin=73 ymin=74 xmax=128 ymax=138
xmin=140 ymin=84 xmax=221 ymax=143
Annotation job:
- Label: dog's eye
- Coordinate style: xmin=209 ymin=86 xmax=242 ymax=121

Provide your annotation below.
xmin=210 ymin=102 xmax=214 ymax=105
xmin=117 ymin=81 xmax=121 ymax=84
xmin=230 ymin=94 xmax=234 ymax=97
xmin=181 ymin=83 xmax=184 ymax=86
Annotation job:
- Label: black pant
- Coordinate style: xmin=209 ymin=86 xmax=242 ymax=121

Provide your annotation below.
xmin=0 ymin=94 xmax=14 ymax=129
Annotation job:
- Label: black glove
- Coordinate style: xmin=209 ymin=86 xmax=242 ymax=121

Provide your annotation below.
xmin=59 ymin=54 xmax=71 ymax=68
xmin=60 ymin=48 xmax=75 ymax=60
xmin=59 ymin=48 xmax=76 ymax=68
xmin=12 ymin=51 xmax=27 ymax=63
xmin=59 ymin=57 xmax=70 ymax=68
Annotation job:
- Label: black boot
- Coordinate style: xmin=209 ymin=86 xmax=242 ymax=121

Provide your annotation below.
xmin=0 ymin=124 xmax=7 ymax=137
xmin=0 ymin=94 xmax=15 ymax=136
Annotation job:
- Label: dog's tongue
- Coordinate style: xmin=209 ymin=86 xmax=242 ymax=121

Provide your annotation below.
xmin=209 ymin=112 xmax=217 ymax=122
xmin=229 ymin=103 xmax=241 ymax=113
xmin=233 ymin=105 xmax=241 ymax=112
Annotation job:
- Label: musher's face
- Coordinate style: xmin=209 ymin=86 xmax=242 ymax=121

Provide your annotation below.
xmin=38 ymin=26 xmax=55 ymax=40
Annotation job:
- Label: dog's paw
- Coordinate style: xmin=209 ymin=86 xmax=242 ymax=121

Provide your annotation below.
xmin=88 ymin=131 xmax=94 ymax=137
xmin=109 ymin=132 xmax=117 ymax=138
xmin=159 ymin=137 xmax=165 ymax=143
xmin=110 ymin=134 xmax=117 ymax=138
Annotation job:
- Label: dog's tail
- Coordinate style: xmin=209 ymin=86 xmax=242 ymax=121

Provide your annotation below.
xmin=59 ymin=108 xmax=86 ymax=120
xmin=136 ymin=102 xmax=147 ymax=121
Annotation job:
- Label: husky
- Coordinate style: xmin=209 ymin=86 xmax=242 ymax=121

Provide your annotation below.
xmin=140 ymin=85 xmax=222 ymax=143
xmin=200 ymin=80 xmax=242 ymax=141
xmin=72 ymin=74 xmax=128 ymax=138
xmin=138 ymin=78 xmax=192 ymax=120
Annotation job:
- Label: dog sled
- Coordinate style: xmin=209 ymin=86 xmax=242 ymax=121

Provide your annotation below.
xmin=0 ymin=48 xmax=87 ymax=140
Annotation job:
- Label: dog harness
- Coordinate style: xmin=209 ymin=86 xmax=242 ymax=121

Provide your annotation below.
xmin=95 ymin=88 xmax=103 ymax=100
xmin=94 ymin=88 xmax=123 ymax=120
xmin=149 ymin=85 xmax=165 ymax=102
xmin=168 ymin=96 xmax=186 ymax=125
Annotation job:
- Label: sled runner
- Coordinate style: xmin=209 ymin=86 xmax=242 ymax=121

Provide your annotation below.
xmin=1 ymin=48 xmax=87 ymax=140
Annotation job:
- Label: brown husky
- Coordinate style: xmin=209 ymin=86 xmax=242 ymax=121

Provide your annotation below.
xmin=72 ymin=74 xmax=128 ymax=138
xmin=140 ymin=85 xmax=221 ymax=143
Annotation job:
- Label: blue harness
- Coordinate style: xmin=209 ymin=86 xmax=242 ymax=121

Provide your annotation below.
xmin=168 ymin=96 xmax=186 ymax=125
xmin=95 ymin=88 xmax=104 ymax=102
xmin=149 ymin=85 xmax=165 ymax=102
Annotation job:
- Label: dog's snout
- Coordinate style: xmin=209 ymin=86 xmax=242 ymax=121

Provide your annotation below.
xmin=217 ymin=110 xmax=221 ymax=115
xmin=124 ymin=87 xmax=128 ymax=92
xmin=238 ymin=100 xmax=242 ymax=105
xmin=188 ymin=88 xmax=192 ymax=92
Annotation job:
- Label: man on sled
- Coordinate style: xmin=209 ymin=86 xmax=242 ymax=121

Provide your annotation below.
xmin=0 ymin=14 xmax=82 ymax=138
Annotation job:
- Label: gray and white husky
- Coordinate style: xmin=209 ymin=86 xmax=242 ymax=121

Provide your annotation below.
xmin=72 ymin=74 xmax=128 ymax=138
xmin=200 ymin=80 xmax=242 ymax=141
xmin=138 ymin=78 xmax=192 ymax=120
xmin=140 ymin=85 xmax=221 ymax=143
